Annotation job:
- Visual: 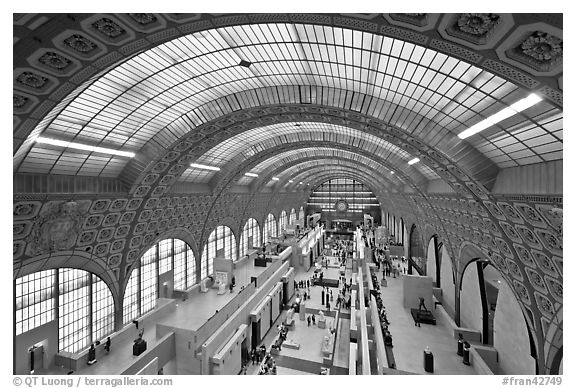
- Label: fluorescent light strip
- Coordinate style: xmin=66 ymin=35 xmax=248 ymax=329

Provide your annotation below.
xmin=36 ymin=137 xmax=135 ymax=158
xmin=408 ymin=157 xmax=420 ymax=165
xmin=272 ymin=177 xmax=280 ymax=181
xmin=245 ymin=172 xmax=258 ymax=177
xmin=190 ymin=163 xmax=220 ymax=171
xmin=458 ymin=93 xmax=543 ymax=139
xmin=288 ymin=180 xmax=294 ymax=183
xmin=390 ymin=171 xmax=394 ymax=174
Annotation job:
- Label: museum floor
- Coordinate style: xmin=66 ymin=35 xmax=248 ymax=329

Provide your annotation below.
xmin=242 ymin=254 xmax=476 ymax=375
xmin=39 ymin=253 xmax=476 ymax=375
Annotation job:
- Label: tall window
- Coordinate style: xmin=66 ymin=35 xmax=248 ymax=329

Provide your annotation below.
xmin=15 ymin=270 xmax=55 ymax=335
xmin=122 ymin=238 xmax=197 ymax=325
xmin=263 ymin=213 xmax=277 ymax=243
xmin=186 ymin=244 xmax=197 ymax=288
xmin=140 ymin=246 xmax=158 ymax=315
xmin=92 ymin=274 xmax=114 ymax=343
xmin=57 ymin=269 xmax=114 ymax=353
xmin=158 ymin=239 xmax=173 ymax=275
xmin=299 ymin=206 xmax=305 ymax=221
xmin=240 ymin=218 xmax=261 ymax=258
xmin=14 ymin=269 xmax=114 ymax=354
xmin=307 ymin=178 xmax=380 ymax=213
xmin=289 ymin=208 xmax=296 ymax=225
xmin=123 ymin=270 xmax=139 ymax=325
xmin=202 ymin=226 xmax=237 ymax=279
xmin=278 ymin=210 xmax=287 ymax=235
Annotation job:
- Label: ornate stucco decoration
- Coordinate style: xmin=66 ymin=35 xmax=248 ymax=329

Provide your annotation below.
xmin=457 ymin=13 xmax=500 ymax=37
xmin=25 ymin=201 xmax=89 ymax=256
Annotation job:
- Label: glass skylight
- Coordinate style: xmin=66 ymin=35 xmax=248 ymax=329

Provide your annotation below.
xmin=179 ymin=121 xmax=438 ymax=184
xmin=17 ymin=22 xmax=562 ymax=179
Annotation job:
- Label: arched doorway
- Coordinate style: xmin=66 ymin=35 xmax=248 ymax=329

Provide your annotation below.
xmin=425 ymin=235 xmax=441 ymax=287
xmin=408 ymin=224 xmax=425 ymax=275
xmin=459 ymin=259 xmax=536 ymax=374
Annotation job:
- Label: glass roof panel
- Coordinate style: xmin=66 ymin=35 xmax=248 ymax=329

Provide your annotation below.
xmin=178 ymin=121 xmax=438 ymax=183
xmin=18 ymin=22 xmax=562 ymax=178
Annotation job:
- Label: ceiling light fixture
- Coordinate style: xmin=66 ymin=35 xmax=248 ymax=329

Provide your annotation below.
xmin=190 ymin=163 xmax=220 ymax=171
xmin=35 ymin=137 xmax=135 ymax=158
xmin=245 ymin=172 xmax=258 ymax=177
xmin=299 ymin=182 xmax=303 ymax=185
xmin=238 ymin=60 xmax=252 ymax=68
xmin=408 ymin=157 xmax=420 ymax=165
xmin=289 ymin=180 xmax=294 ymax=183
xmin=272 ymin=177 xmax=280 ymax=181
xmin=458 ymin=93 xmax=543 ymax=139
xmin=390 ymin=171 xmax=394 ymax=174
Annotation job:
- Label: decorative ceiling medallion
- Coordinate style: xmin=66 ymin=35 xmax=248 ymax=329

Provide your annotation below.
xmin=129 ymin=13 xmax=158 ymax=25
xmin=63 ymin=34 xmax=98 ymax=53
xmin=335 ymin=199 xmax=348 ymax=212
xmin=92 ymin=17 xmax=126 ymax=39
xmin=439 ymin=13 xmax=513 ymax=50
xmin=521 ymin=31 xmax=562 ymax=61
xmin=38 ymin=51 xmax=72 ymax=71
xmin=456 ymin=13 xmax=500 ymax=37
xmin=15 ymin=71 xmax=48 ymax=89
xmin=496 ymin=22 xmax=563 ymax=77
xmin=507 ymin=31 xmax=563 ymax=73
xmin=13 ymin=94 xmax=29 ymax=109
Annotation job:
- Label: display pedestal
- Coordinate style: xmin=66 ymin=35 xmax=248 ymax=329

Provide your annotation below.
xmin=318 ymin=318 xmax=326 ymax=329
xmin=133 ymin=339 xmax=147 ymax=356
xmin=423 ymin=350 xmax=434 ymax=373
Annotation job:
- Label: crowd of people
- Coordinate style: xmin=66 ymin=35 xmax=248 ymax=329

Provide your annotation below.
xmin=370 ymin=271 xmax=395 ymax=363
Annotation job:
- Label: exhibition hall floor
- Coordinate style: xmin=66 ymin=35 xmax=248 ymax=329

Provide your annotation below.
xmin=244 ymin=252 xmax=477 ymax=375
xmin=37 ymin=251 xmax=476 ymax=375
xmin=365 ymin=265 xmax=476 ymax=375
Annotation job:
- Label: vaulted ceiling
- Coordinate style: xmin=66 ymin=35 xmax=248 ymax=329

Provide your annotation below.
xmin=13 ymin=14 xmax=564 ymax=373
xmin=14 ymin=14 xmax=563 ymax=200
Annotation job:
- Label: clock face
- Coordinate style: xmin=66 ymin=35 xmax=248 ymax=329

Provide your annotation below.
xmin=335 ymin=199 xmax=348 ymax=212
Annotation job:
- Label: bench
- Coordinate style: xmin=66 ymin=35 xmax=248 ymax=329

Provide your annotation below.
xmin=284 ymin=340 xmax=300 ymax=350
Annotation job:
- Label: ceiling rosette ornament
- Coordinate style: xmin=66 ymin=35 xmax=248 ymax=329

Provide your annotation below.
xmin=506 ymin=30 xmax=563 ymax=73
xmin=457 ymin=13 xmax=500 ymax=36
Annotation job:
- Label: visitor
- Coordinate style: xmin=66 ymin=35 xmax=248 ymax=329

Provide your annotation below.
xmin=312 ymin=314 xmax=316 ymax=325
xmin=418 ymin=297 xmax=428 ymax=312
xmin=87 ymin=344 xmax=96 ymax=365
xmin=307 ymin=315 xmax=311 ymax=326
xmin=104 ymin=336 xmax=111 ymax=353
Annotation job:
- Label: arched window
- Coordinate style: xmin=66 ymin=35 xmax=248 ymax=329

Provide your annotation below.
xmin=263 ymin=213 xmax=277 ymax=243
xmin=123 ymin=238 xmax=197 ymax=325
xmin=278 ymin=210 xmax=288 ymax=235
xmin=15 ymin=269 xmax=114 ymax=354
xmin=289 ymin=208 xmax=296 ymax=225
xmin=299 ymin=206 xmax=305 ymax=221
xmin=240 ymin=218 xmax=261 ymax=258
xmin=202 ymin=226 xmax=237 ymax=278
